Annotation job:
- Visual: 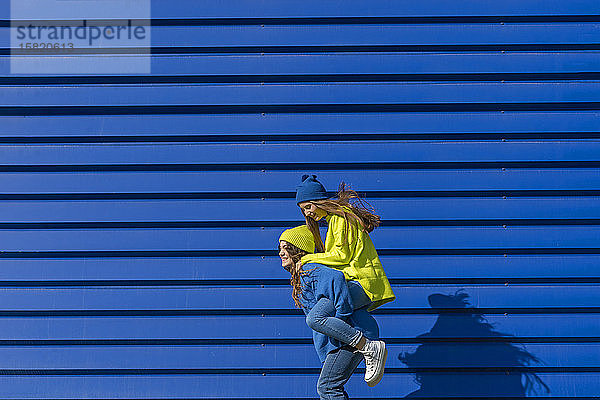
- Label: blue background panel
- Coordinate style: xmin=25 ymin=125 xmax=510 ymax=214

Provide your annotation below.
xmin=0 ymin=373 xmax=596 ymax=398
xmin=0 ymin=255 xmax=597 ymax=282
xmin=148 ymin=0 xmax=600 ymax=18
xmin=2 ymin=82 xmax=599 ymax=106
xmin=2 ymin=169 xmax=600 ymax=194
xmin=3 ymin=0 xmax=600 ymax=19
xmin=1 ymin=1 xmax=599 ymax=398
xmin=0 ymin=314 xmax=597 ymax=340
xmin=0 ymin=343 xmax=595 ymax=369
xmin=1 ymin=111 xmax=598 ymax=137
xmin=0 ymin=285 xmax=597 ymax=310
xmin=3 ymin=23 xmax=600 ymax=49
xmin=2 ymin=141 xmax=600 ymax=164
xmin=2 ymin=197 xmax=599 ymax=222
xmin=2 ymin=52 xmax=599 ymax=77
xmin=3 ymin=226 xmax=600 ymax=252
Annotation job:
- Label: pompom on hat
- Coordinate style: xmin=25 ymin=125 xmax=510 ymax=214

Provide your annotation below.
xmin=295 ymin=174 xmax=328 ymax=205
xmin=278 ymin=225 xmax=315 ymax=254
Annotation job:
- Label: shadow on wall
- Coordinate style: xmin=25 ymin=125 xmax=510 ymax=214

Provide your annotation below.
xmin=399 ymin=290 xmax=550 ymax=398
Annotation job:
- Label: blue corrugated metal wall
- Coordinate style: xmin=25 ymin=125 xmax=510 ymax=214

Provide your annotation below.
xmin=1 ymin=1 xmax=600 ymax=398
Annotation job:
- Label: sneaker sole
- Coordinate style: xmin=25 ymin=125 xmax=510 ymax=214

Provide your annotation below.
xmin=366 ymin=342 xmax=387 ymax=387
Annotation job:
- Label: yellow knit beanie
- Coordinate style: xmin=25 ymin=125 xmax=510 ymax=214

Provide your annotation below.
xmin=278 ymin=225 xmax=315 ymax=254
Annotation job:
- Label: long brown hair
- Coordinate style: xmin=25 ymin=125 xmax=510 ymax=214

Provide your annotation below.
xmin=303 ymin=182 xmax=380 ymax=252
xmin=279 ymin=240 xmax=311 ymax=308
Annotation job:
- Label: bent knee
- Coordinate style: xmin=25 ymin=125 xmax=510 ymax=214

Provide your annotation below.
xmin=306 ymin=313 xmax=323 ymax=330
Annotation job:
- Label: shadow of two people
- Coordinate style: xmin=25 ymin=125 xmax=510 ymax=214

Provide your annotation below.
xmin=399 ymin=290 xmax=550 ymax=398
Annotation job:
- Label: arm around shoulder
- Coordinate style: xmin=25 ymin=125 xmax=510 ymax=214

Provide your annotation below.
xmin=299 ymin=215 xmax=356 ymax=267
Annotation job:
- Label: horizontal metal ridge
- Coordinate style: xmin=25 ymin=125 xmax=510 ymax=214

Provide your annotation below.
xmin=0 ymin=337 xmax=595 ymax=346
xmin=2 ymin=219 xmax=600 ymax=229
xmin=0 ymin=277 xmax=598 ymax=287
xmin=0 ymin=366 xmax=595 ymax=375
xmin=5 ymin=44 xmax=600 ymax=56
xmin=2 ymin=72 xmax=600 ymax=85
xmin=2 ymin=132 xmax=600 ymax=144
xmin=2 ymin=190 xmax=600 ymax=200
xmin=2 ymin=102 xmax=600 ymax=116
xmin=0 ymin=307 xmax=595 ymax=316
xmin=2 ymin=248 xmax=600 ymax=258
xmin=4 ymin=15 xmax=600 ymax=27
xmin=2 ymin=160 xmax=600 ymax=172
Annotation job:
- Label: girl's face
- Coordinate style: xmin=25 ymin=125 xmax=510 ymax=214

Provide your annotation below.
xmin=298 ymin=201 xmax=327 ymax=221
xmin=278 ymin=241 xmax=294 ymax=270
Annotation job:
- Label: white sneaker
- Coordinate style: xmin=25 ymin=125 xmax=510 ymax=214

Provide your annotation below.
xmin=356 ymin=339 xmax=387 ymax=387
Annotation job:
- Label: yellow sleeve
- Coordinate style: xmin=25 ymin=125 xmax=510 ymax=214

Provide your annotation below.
xmin=300 ymin=214 xmax=357 ymax=267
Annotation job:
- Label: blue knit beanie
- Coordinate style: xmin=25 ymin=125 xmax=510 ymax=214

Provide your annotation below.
xmin=295 ymin=174 xmax=328 ymax=204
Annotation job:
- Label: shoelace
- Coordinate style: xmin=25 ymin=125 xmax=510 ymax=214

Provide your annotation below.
xmin=355 ymin=346 xmax=377 ymax=374
xmin=365 ymin=355 xmax=376 ymax=373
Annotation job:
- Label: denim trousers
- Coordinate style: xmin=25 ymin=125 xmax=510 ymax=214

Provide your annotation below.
xmin=305 ymin=280 xmax=375 ymax=347
xmin=317 ymin=345 xmax=364 ymax=400
xmin=309 ymin=281 xmax=381 ymax=400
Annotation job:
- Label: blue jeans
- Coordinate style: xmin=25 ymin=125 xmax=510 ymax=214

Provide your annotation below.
xmin=346 ymin=281 xmax=379 ymax=340
xmin=317 ymin=345 xmax=363 ymax=400
xmin=309 ymin=281 xmax=381 ymax=400
xmin=306 ymin=297 xmax=363 ymax=346
xmin=305 ymin=281 xmax=378 ymax=347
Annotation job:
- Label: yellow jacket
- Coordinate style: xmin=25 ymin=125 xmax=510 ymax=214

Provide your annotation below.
xmin=300 ymin=212 xmax=395 ymax=311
